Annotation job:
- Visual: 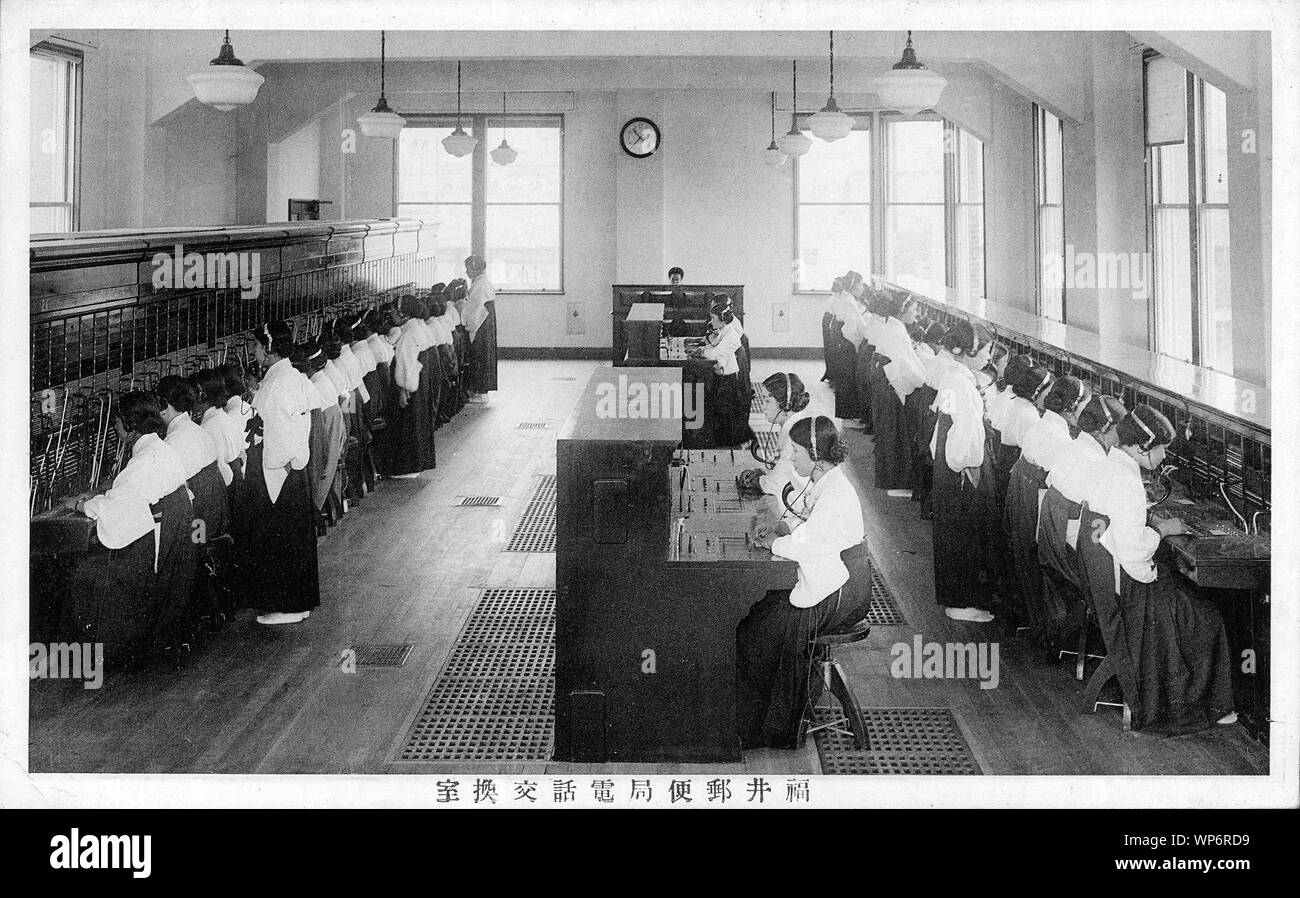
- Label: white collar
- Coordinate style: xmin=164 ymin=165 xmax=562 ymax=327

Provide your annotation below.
xmin=166 ymin=414 xmax=193 ymax=436
xmin=1041 ymin=409 xmax=1069 ymax=434
xmin=1107 ymin=445 xmax=1142 ymax=477
xmin=1077 ymin=431 xmax=1106 ymax=456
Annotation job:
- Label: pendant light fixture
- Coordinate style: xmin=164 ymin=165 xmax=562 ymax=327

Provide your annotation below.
xmin=490 ymin=93 xmax=519 ymax=165
xmin=775 ymin=60 xmax=812 ymax=158
xmin=807 ymin=31 xmax=855 ymax=142
xmin=763 ymin=91 xmax=786 ymax=167
xmin=873 ymin=31 xmax=947 ymax=116
xmin=187 ymin=30 xmax=265 ymax=112
xmin=442 ymin=62 xmax=479 ymax=158
xmin=357 ymin=30 xmax=406 ymax=139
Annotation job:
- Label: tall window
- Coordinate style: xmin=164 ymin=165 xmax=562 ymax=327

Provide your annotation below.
xmin=1034 ymin=105 xmax=1065 ymax=322
xmin=1145 ymin=53 xmax=1232 ymax=373
xmin=793 ymin=112 xmax=985 ymax=296
xmin=30 ymin=42 xmax=81 ymax=233
xmin=398 ymin=115 xmax=563 ymax=291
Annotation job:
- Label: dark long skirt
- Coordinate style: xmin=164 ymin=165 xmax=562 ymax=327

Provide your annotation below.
xmin=465 ymin=302 xmax=499 ymax=394
xmin=994 ymin=442 xmax=1021 ymax=508
xmin=188 ymin=460 xmax=230 ymax=540
xmin=832 ymin=334 xmax=863 ymax=419
xmin=870 ymin=370 xmax=912 ymax=490
xmin=736 ymin=589 xmax=839 ymax=749
xmin=1005 ymin=457 xmax=1059 ymax=638
xmin=66 ymin=530 xmax=156 ymax=665
xmin=931 ymin=414 xmax=998 ymax=611
xmin=907 ymin=384 xmax=938 ymax=513
xmin=418 ymin=347 xmax=443 ymax=433
xmin=308 ymin=405 xmax=346 ymax=511
xmin=375 ymin=366 xmax=436 ymax=476
xmin=435 ymin=345 xmax=462 ymax=422
xmin=232 ymin=443 xmax=319 ymax=614
xmin=821 ymin=312 xmax=836 ymax=382
xmin=152 ymin=485 xmax=201 ymax=648
xmin=854 ymin=343 xmax=875 ymax=434
xmin=1094 ymin=563 xmax=1235 ymax=735
xmin=708 ymin=371 xmax=755 ymax=448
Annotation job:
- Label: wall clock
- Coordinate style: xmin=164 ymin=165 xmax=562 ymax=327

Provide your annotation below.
xmin=620 ymin=117 xmax=661 ymax=158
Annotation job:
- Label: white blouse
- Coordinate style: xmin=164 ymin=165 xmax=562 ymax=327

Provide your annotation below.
xmin=874 ymin=317 xmax=927 ymax=402
xmin=425 ymin=315 xmax=453 ymax=347
xmin=758 ymin=400 xmax=834 ymax=497
xmin=698 ymin=323 xmax=741 ymax=376
xmin=929 ymin=358 xmax=986 ymax=473
xmin=223 ymin=396 xmax=254 ymax=452
xmin=251 ymin=357 xmax=315 ymax=503
xmin=199 ymin=406 xmax=241 ymax=486
xmin=337 ymin=344 xmax=370 ymax=403
xmin=463 ymin=274 xmax=495 ymax=341
xmin=393 ymin=319 xmax=425 ymax=393
xmin=83 ymin=433 xmax=188 ymax=550
xmin=829 ymin=289 xmax=858 ymax=323
xmin=770 ymin=465 xmax=865 ymax=608
xmin=309 ymin=370 xmax=337 ymax=411
xmin=366 ymin=332 xmax=395 ymax=366
xmin=1083 ymin=447 xmax=1162 ymax=589
xmin=350 ymin=340 xmax=378 ymax=375
xmin=164 ymin=413 xmax=218 ymax=480
xmin=921 ymin=352 xmax=949 ymax=390
xmin=1000 ymin=396 xmax=1042 ymax=448
xmin=985 ymin=385 xmax=1015 ymax=432
xmin=1046 ymin=431 xmax=1109 ymax=503
xmin=1020 ymin=409 xmax=1073 ymax=471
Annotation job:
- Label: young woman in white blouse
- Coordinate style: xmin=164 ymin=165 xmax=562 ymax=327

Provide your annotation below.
xmin=739 ymin=416 xmax=865 ymax=748
xmin=157 ymin=375 xmax=229 ymax=542
xmin=1003 ymin=376 xmax=1090 ymax=641
xmin=985 ymin=355 xmax=1034 ymax=448
xmin=995 ymin=365 xmax=1053 ymax=498
xmin=236 ymin=321 xmax=320 ymax=626
xmin=689 ymin=297 xmax=753 ymax=447
xmin=377 ymin=295 xmax=437 ymax=477
xmin=68 ymin=392 xmax=192 ymax=661
xmin=929 ymin=320 xmax=998 ymax=623
xmin=907 ymin=322 xmax=948 ymax=517
xmin=1046 ymin=395 xmax=1127 ymax=503
xmin=735 ymin=372 xmax=820 ymax=497
xmin=193 ymin=368 xmax=247 ymax=495
xmin=1079 ymin=406 xmax=1236 ymax=732
xmin=868 ymin=294 xmax=926 ymax=492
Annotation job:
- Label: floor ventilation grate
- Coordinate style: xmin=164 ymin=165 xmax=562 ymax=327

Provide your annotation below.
xmin=866 ymin=564 xmax=908 ymax=626
xmin=551 ymin=376 xmax=578 ymax=381
xmin=812 ymin=707 xmax=982 ymax=775
xmin=456 ymin=496 xmax=502 ymax=507
xmin=750 ymin=381 xmax=765 ymax=414
xmin=517 ymin=422 xmax=549 ymax=430
xmin=351 ymin=644 xmax=414 ymax=667
xmin=394 ymin=588 xmax=555 ymax=762
xmin=752 ymin=429 xmax=780 ymax=461
xmin=505 ymin=475 xmax=556 ymax=553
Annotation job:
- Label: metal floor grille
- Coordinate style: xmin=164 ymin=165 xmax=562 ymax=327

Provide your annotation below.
xmin=750 ymin=381 xmax=765 ymax=414
xmin=752 ymin=429 xmax=779 ymax=460
xmin=866 ymin=566 xmax=907 ymax=626
xmin=517 ymin=421 xmax=549 ymax=430
xmin=505 ymin=474 xmax=557 ymax=552
xmin=456 ymin=495 xmax=502 ymax=507
xmin=395 ymin=588 xmax=555 ymax=762
xmin=351 ymin=644 xmax=414 ymax=667
xmin=812 ymin=708 xmax=982 ymax=775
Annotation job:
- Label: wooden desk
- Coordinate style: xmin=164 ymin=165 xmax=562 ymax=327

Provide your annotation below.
xmin=555 ymin=367 xmax=795 ymax=762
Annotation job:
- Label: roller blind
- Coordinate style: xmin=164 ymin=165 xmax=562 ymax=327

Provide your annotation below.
xmin=1145 ymin=55 xmax=1187 ymax=146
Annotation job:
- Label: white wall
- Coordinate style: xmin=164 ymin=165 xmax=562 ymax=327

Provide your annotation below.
xmin=267 ymin=118 xmax=322 ymax=222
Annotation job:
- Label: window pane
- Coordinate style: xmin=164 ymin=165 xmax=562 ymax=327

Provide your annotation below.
xmin=1155 ymin=142 xmax=1188 ymax=204
xmin=485 ymin=203 xmax=561 ymax=291
xmin=485 ymin=123 xmax=561 ymax=203
xmin=957 ymin=130 xmax=983 ymax=203
xmin=1039 ymin=205 xmax=1065 ymax=322
xmin=30 ymin=55 xmax=68 ymax=205
xmin=886 ymin=205 xmax=944 ymax=284
xmin=398 ymin=125 xmax=473 ymax=203
xmin=887 ymin=120 xmax=944 ymax=202
xmin=1201 ymin=82 xmax=1229 ymax=204
xmin=1153 ymin=207 xmax=1193 ymax=363
xmin=1044 ymin=112 xmax=1063 ymax=205
xmin=796 ymin=129 xmax=871 ymax=203
xmin=397 ymin=202 xmax=471 ymax=284
xmin=1198 ymin=207 xmax=1233 ymax=374
xmin=955 ymin=204 xmax=984 ymax=298
xmin=30 ymin=205 xmax=71 ymax=234
xmin=795 ymin=205 xmax=871 ymax=292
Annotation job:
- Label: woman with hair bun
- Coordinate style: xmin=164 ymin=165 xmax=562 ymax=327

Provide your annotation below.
xmin=908 ymin=322 xmax=947 ymax=515
xmin=689 ymin=297 xmax=753 ymax=447
xmin=1046 ymin=394 xmax=1127 ymax=503
xmin=868 ymin=293 xmax=926 ymax=493
xmin=737 ymin=372 xmax=825 ymax=497
xmin=996 ymin=365 xmax=1053 ymax=499
xmin=929 ymin=320 xmax=998 ymax=622
xmin=236 ymin=321 xmax=320 ymax=625
xmin=376 ymin=295 xmax=437 ymax=477
xmin=1079 ymin=406 xmax=1236 ymax=733
xmin=156 ymin=375 xmax=229 ymax=544
xmin=739 ymin=415 xmax=864 ymax=748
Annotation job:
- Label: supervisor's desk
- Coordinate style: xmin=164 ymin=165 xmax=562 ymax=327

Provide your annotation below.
xmin=555 ymin=366 xmax=795 ymax=762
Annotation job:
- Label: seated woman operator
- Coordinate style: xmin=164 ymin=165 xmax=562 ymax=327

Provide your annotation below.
xmin=738 ymin=415 xmax=865 ymax=749
xmin=736 ymin=372 xmax=826 ymax=498
xmin=1080 ymin=405 xmax=1236 ymax=733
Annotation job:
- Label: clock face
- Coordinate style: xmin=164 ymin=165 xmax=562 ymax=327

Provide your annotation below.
xmin=621 ymin=117 xmax=660 ymax=158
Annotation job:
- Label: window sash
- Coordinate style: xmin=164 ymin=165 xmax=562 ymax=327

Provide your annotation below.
xmin=29 ymin=43 xmax=81 ymax=233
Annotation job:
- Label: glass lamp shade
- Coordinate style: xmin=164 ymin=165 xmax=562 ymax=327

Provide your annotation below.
xmin=776 ymin=128 xmax=812 ymax=158
xmin=490 ymin=139 xmax=519 ymax=165
xmin=442 ymin=126 xmax=478 ymax=158
xmin=807 ymin=98 xmax=855 ymax=142
xmin=187 ymin=65 xmax=264 ymax=112
xmin=357 ymin=98 xmax=406 ymax=139
xmin=763 ymin=141 xmax=787 ymax=168
xmin=872 ymin=67 xmax=947 ymax=116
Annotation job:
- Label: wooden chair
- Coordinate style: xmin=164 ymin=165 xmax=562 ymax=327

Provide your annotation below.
xmin=1075 ymin=503 xmax=1132 ymax=729
xmin=1036 ymin=487 xmax=1106 ymax=680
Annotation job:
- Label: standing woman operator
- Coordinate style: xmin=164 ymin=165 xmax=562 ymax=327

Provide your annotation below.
xmin=462 ymin=254 xmax=498 ymax=403
xmin=690 ymin=296 xmax=754 ymax=448
xmin=739 ymin=416 xmax=865 ymax=749
xmin=238 ymin=321 xmax=320 ymax=626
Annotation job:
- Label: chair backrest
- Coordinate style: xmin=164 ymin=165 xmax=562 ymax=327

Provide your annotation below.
xmin=1037 ymin=486 xmax=1083 ymax=586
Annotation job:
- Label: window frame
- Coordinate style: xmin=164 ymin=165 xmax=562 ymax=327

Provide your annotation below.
xmin=395 ymin=112 xmax=565 ymax=294
xmin=1033 ymin=104 xmax=1066 ymax=323
xmin=29 ymin=41 xmax=83 ymax=234
xmin=791 ymin=110 xmax=986 ymax=297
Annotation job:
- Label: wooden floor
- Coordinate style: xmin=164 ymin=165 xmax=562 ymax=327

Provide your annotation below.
xmin=28 ymin=358 xmax=1268 ymax=776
